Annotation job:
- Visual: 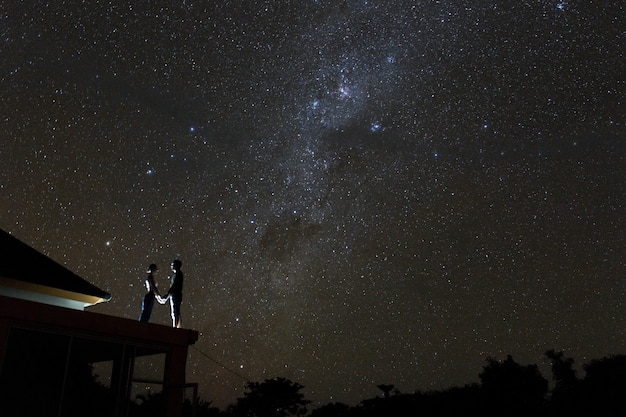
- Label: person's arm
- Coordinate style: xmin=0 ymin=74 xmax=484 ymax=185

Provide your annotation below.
xmin=164 ymin=274 xmax=175 ymax=298
xmin=158 ymin=280 xmax=172 ymax=303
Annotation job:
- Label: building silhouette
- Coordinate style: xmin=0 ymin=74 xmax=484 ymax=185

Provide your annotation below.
xmin=0 ymin=229 xmax=198 ymax=417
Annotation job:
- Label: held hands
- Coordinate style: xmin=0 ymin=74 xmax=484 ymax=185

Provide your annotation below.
xmin=156 ymin=294 xmax=168 ymax=304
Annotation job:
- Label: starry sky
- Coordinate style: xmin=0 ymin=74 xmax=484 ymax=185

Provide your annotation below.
xmin=1 ymin=0 xmax=624 ymax=410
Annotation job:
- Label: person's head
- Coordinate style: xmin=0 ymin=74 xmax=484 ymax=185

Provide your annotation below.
xmin=171 ymin=259 xmax=182 ymax=271
xmin=147 ymin=263 xmax=158 ymax=273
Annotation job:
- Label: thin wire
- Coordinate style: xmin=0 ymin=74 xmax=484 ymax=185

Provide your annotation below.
xmin=191 ymin=345 xmax=251 ymax=383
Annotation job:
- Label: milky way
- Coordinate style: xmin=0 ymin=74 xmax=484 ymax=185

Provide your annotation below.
xmin=1 ymin=1 xmax=624 ymax=409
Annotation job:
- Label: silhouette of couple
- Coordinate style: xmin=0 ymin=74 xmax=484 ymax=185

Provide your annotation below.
xmin=139 ymin=259 xmax=184 ymax=328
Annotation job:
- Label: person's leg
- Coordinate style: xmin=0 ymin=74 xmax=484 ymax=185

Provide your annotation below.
xmin=139 ymin=294 xmax=154 ymax=322
xmin=170 ymin=298 xmax=175 ymax=326
xmin=170 ymin=294 xmax=182 ymax=328
xmin=139 ymin=296 xmax=147 ymax=322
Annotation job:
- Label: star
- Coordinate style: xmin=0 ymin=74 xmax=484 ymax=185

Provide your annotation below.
xmin=1 ymin=1 xmax=622 ymax=412
xmin=370 ymin=122 xmax=382 ymax=133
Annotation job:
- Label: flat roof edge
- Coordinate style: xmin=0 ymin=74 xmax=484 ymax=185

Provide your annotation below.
xmin=0 ymin=295 xmax=199 ymax=347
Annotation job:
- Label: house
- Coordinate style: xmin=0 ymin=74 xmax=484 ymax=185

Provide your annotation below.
xmin=0 ymin=229 xmax=199 ymax=417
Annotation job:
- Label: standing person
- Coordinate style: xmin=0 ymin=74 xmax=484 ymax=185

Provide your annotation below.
xmin=158 ymin=259 xmax=184 ymax=328
xmin=139 ymin=263 xmax=160 ymax=322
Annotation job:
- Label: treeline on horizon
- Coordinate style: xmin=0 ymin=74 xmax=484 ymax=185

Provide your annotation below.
xmin=15 ymin=348 xmax=620 ymax=416
xmin=174 ymin=350 xmax=626 ymax=417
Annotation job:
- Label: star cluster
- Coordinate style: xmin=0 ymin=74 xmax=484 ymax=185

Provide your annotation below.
xmin=1 ymin=0 xmax=624 ymax=409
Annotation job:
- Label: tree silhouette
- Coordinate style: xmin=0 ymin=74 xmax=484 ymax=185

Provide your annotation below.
xmin=131 ymin=392 xmax=166 ymax=417
xmin=544 ymin=349 xmax=580 ymax=416
xmin=229 ymin=377 xmax=310 ymax=417
xmin=580 ymin=355 xmax=626 ymax=416
xmin=62 ymin=362 xmax=115 ymax=417
xmin=67 ymin=352 xmax=621 ymax=417
xmin=545 ymin=349 xmax=577 ymax=393
xmin=479 ymin=355 xmax=548 ymax=416
xmin=309 ymin=402 xmax=352 ymax=417
xmin=376 ymin=384 xmax=395 ymax=399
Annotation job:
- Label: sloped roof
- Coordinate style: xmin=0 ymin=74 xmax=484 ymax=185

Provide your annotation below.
xmin=0 ymin=229 xmax=111 ymax=306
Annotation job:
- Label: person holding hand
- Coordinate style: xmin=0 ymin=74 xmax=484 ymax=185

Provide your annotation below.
xmin=139 ymin=263 xmax=160 ymax=323
xmin=158 ymin=259 xmax=184 ymax=328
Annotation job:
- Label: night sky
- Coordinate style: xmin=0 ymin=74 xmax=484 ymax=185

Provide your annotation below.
xmin=1 ymin=0 xmax=624 ymax=410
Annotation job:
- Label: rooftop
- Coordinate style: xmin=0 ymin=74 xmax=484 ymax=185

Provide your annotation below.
xmin=0 ymin=229 xmax=111 ymax=310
